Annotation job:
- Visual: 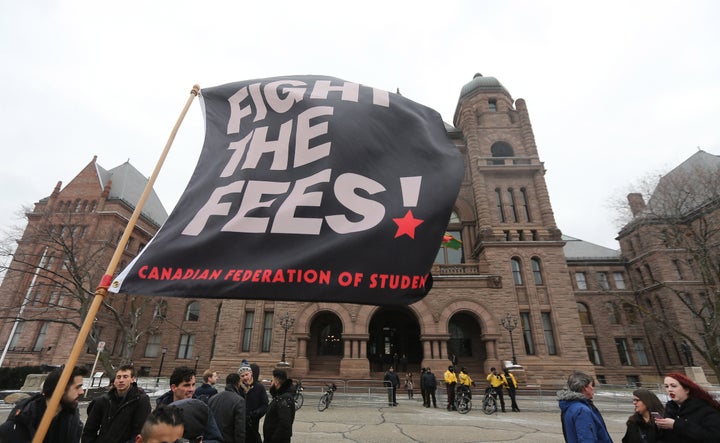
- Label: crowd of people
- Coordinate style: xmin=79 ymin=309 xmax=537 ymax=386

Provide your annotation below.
xmin=0 ymin=360 xmax=294 ymax=443
xmin=3 ymin=360 xmax=720 ymax=442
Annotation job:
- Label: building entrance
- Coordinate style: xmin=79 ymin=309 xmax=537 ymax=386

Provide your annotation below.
xmin=367 ymin=307 xmax=421 ymax=373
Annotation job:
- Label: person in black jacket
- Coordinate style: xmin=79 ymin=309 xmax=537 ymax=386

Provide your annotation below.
xmin=194 ymin=368 xmax=219 ymax=404
xmin=0 ymin=365 xmax=88 ymax=443
xmin=655 ymin=372 xmax=720 ymax=442
xmin=82 ymin=364 xmax=151 ymax=443
xmin=239 ymin=361 xmax=268 ymax=443
xmin=421 ymin=367 xmax=438 ymax=408
xmin=208 ymin=372 xmax=246 ymax=443
xmin=383 ymin=366 xmax=400 ymax=406
xmin=263 ymin=369 xmax=296 ymax=443
xmin=621 ymin=388 xmax=664 ymax=443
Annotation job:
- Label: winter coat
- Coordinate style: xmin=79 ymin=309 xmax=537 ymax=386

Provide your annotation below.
xmin=241 ymin=380 xmax=268 ymax=443
xmin=661 ymin=397 xmax=720 ymax=443
xmin=263 ymin=379 xmax=296 ymax=443
xmin=384 ymin=371 xmax=400 ymax=388
xmin=194 ymin=383 xmax=219 ymax=404
xmin=155 ymin=389 xmax=174 ymax=408
xmin=0 ymin=393 xmax=83 ymax=443
xmin=208 ymin=383 xmax=246 ymax=443
xmin=557 ymin=389 xmax=613 ymax=443
xmin=622 ymin=413 xmax=659 ymax=443
xmin=170 ymin=398 xmax=223 ymax=443
xmin=81 ymin=383 xmax=151 ymax=443
xmin=421 ymin=372 xmax=437 ymax=390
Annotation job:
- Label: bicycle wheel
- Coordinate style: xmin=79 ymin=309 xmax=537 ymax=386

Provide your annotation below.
xmin=457 ymin=397 xmax=471 ymax=414
xmin=482 ymin=396 xmax=496 ymax=415
xmin=318 ymin=393 xmax=329 ymax=411
xmin=295 ymin=392 xmax=304 ymax=410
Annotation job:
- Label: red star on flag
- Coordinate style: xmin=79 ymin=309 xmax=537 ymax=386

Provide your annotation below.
xmin=393 ymin=210 xmax=424 ymax=239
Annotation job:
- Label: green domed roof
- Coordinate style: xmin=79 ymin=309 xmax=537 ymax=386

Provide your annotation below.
xmin=459 ymin=73 xmax=510 ymax=99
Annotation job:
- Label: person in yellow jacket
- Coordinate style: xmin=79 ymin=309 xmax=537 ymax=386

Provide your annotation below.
xmin=503 ymin=367 xmax=520 ymax=412
xmin=444 ymin=366 xmax=458 ymax=411
xmin=486 ymin=367 xmax=507 ymax=412
xmin=458 ymin=367 xmax=475 ymax=399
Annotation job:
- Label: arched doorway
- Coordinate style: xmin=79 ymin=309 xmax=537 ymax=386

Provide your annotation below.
xmin=367 ymin=307 xmax=421 ymax=373
xmin=308 ymin=311 xmax=343 ymax=374
xmin=447 ymin=312 xmax=484 ymax=374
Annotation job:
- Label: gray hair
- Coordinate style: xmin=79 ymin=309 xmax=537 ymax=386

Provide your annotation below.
xmin=567 ymin=370 xmax=593 ymax=393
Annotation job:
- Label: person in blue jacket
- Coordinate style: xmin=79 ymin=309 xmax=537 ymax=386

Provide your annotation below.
xmin=557 ymin=370 xmax=613 ymax=443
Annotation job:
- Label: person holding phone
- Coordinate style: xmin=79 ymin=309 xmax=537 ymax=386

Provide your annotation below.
xmin=655 ymin=372 xmax=720 ymax=442
xmin=621 ymin=388 xmax=665 ymax=443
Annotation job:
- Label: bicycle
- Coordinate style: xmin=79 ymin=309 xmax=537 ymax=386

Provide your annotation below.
xmin=455 ymin=384 xmax=472 ymax=414
xmin=317 ymin=383 xmax=337 ymax=411
xmin=482 ymin=386 xmax=498 ymax=415
xmin=293 ymin=380 xmax=304 ymax=410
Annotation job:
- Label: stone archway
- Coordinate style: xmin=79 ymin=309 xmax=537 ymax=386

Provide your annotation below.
xmin=308 ymin=311 xmax=343 ymax=374
xmin=448 ymin=311 xmax=485 ymax=371
xmin=367 ymin=307 xmax=421 ymax=373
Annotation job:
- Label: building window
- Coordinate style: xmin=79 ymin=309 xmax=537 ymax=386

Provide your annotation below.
xmin=8 ymin=322 xmax=24 ymax=350
xmin=178 ymin=334 xmax=195 ymax=359
xmin=672 ymin=259 xmax=684 ymax=280
xmin=33 ymin=322 xmax=49 ymax=352
xmin=623 ymin=303 xmax=638 ymax=324
xmin=511 ymin=258 xmax=523 ymax=286
xmin=596 ymin=375 xmax=607 ymax=384
xmin=635 ymin=268 xmax=645 ymax=286
xmin=154 ymin=300 xmax=168 ymax=319
xmin=495 ymin=189 xmax=505 ymax=222
xmin=613 ymin=272 xmax=626 ymax=289
xmin=507 ymin=188 xmax=518 ymax=222
xmin=520 ymin=312 xmax=535 ymax=355
xmin=643 ymin=264 xmax=655 ymax=282
xmin=488 ymin=99 xmax=497 ymax=112
xmin=633 ymin=339 xmax=649 ymax=365
xmin=597 ymin=272 xmax=610 ymax=290
xmin=615 ymin=338 xmax=631 ymax=366
xmin=606 ymin=302 xmax=620 ymax=324
xmin=541 ymin=312 xmax=557 ymax=355
xmin=575 ymin=272 xmax=587 ymax=290
xmin=577 ymin=303 xmax=592 ymax=325
xmin=586 ymin=338 xmax=602 ymax=365
xmin=185 ymin=301 xmax=200 ymax=322
xmin=626 ymin=375 xmax=640 ymax=387
xmin=531 ymin=257 xmax=544 ymax=285
xmin=145 ymin=334 xmax=162 ymax=358
xmin=520 ymin=188 xmax=531 ymax=222
xmin=242 ymin=311 xmax=255 ymax=352
xmin=261 ymin=311 xmax=274 ymax=353
xmin=435 ymin=229 xmax=463 ymax=265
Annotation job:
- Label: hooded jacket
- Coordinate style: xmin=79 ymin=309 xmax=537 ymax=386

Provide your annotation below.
xmin=81 ymin=382 xmax=151 ymax=443
xmin=661 ymin=397 xmax=720 ymax=442
xmin=263 ymin=379 xmax=296 ymax=443
xmin=557 ymin=389 xmax=613 ymax=443
xmin=208 ymin=383 xmax=246 ymax=443
xmin=0 ymin=393 xmax=83 ymax=443
xmin=170 ymin=398 xmax=223 ymax=443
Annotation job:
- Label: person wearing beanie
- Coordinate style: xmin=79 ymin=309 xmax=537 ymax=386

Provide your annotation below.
xmin=239 ymin=361 xmax=268 ymax=443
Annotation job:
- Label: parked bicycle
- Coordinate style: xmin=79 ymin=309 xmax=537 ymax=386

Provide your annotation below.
xmin=318 ymin=383 xmax=337 ymax=411
xmin=482 ymin=386 xmax=498 ymax=415
xmin=455 ymin=384 xmax=472 ymax=414
xmin=293 ymin=379 xmax=304 ymax=410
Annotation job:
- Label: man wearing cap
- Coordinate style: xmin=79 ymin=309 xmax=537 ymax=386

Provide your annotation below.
xmin=239 ymin=361 xmax=268 ymax=443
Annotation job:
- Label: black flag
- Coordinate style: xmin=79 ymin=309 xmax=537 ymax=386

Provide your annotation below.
xmin=110 ymin=76 xmax=463 ymax=306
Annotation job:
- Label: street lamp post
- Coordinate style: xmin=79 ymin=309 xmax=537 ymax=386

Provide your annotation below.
xmin=279 ymin=312 xmax=295 ymax=365
xmin=194 ymin=355 xmax=200 ymax=372
xmin=499 ymin=313 xmax=519 ymax=366
xmin=156 ymin=347 xmax=167 ymax=387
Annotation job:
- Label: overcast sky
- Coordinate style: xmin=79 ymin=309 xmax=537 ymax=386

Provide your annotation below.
xmin=1 ymin=0 xmax=718 ymax=250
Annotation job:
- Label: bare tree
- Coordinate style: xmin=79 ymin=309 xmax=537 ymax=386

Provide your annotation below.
xmin=0 ymin=204 xmax=165 ymax=378
xmin=618 ymin=153 xmax=720 ymax=380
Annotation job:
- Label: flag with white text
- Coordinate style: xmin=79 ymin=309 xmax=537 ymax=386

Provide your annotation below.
xmin=110 ymin=75 xmax=463 ymax=305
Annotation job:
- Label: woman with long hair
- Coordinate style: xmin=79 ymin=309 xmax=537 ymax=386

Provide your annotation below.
xmin=655 ymin=372 xmax=720 ymax=442
xmin=621 ymin=388 xmax=665 ymax=443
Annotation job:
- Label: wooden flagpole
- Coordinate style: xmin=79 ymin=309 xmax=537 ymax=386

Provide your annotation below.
xmin=32 ymin=84 xmax=200 ymax=443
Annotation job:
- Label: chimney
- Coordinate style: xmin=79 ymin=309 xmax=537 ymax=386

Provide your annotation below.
xmin=627 ymin=193 xmax=646 ymax=216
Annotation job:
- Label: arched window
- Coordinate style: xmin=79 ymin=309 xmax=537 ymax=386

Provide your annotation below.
xmin=511 ymin=258 xmax=523 ymax=286
xmin=531 ymin=257 xmax=544 ymax=285
xmin=185 ymin=301 xmax=200 ymax=321
xmin=577 ymin=302 xmax=592 ymax=325
xmin=491 ymin=141 xmax=514 ymax=157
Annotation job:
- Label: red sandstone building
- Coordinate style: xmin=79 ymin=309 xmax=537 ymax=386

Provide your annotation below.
xmin=1 ymin=75 xmax=716 ymax=386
